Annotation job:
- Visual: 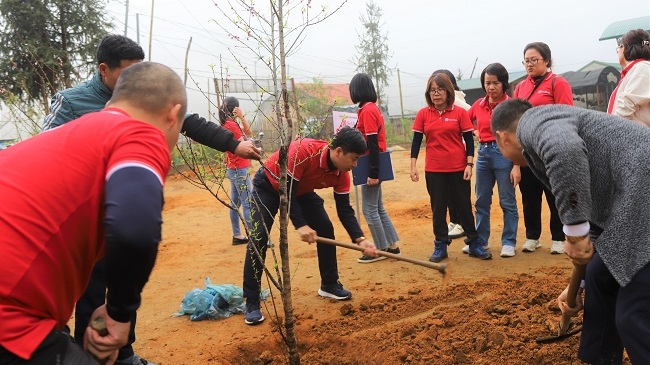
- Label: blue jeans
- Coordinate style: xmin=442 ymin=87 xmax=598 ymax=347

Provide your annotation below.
xmin=360 ymin=183 xmax=399 ymax=250
xmin=226 ymin=167 xmax=252 ymax=237
xmin=474 ymin=142 xmax=518 ymax=247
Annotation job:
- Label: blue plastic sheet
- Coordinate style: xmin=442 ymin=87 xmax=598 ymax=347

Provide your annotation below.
xmin=175 ymin=278 xmax=246 ymax=321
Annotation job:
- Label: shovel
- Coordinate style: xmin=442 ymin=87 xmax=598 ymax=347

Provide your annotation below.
xmin=315 ymin=236 xmax=450 ymax=283
xmin=535 ymin=263 xmax=586 ymax=343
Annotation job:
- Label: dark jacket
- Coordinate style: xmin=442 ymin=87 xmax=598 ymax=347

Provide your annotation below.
xmin=517 ymin=105 xmax=650 ymax=286
xmin=42 ymin=72 xmax=239 ymax=153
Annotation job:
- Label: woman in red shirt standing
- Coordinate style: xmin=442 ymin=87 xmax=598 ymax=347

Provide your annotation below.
xmin=349 ymin=73 xmax=401 ymax=263
xmin=468 ymin=63 xmax=519 ymax=258
xmin=411 ymin=72 xmax=491 ymax=262
xmin=513 ymin=42 xmax=573 ymax=255
xmin=219 ymin=97 xmax=253 ymax=245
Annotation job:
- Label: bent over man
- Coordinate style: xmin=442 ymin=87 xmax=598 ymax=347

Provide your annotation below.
xmin=492 ymin=99 xmax=650 ymax=364
xmin=0 ymin=62 xmax=185 ymax=365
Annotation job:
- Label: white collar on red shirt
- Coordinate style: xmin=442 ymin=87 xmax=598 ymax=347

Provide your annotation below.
xmin=102 ymin=107 xmax=130 ymax=116
xmin=318 ymin=147 xmax=340 ymax=175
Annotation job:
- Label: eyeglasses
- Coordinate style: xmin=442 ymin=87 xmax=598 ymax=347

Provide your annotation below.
xmin=522 ymin=58 xmax=540 ymax=66
xmin=429 ymin=88 xmax=446 ymax=95
xmin=616 ymin=45 xmax=624 ymax=52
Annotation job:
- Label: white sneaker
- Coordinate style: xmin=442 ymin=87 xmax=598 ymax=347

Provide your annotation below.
xmin=500 ymin=245 xmax=516 ymax=257
xmin=522 ymin=239 xmax=541 ymax=252
xmin=462 ymin=243 xmax=490 ymax=254
xmin=447 ymin=222 xmax=456 ymax=232
xmin=550 ymin=241 xmax=565 ymax=254
xmin=448 ymin=224 xmax=466 ymax=239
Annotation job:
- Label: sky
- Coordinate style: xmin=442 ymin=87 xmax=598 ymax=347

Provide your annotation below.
xmin=75 ymin=0 xmax=650 ymax=122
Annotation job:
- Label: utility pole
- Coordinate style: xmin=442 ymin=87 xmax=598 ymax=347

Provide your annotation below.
xmin=183 ymin=37 xmax=192 ymax=86
xmin=148 ymin=0 xmax=155 ymax=61
xmin=124 ymin=0 xmax=129 ymax=36
xmin=397 ymin=68 xmax=404 ymax=121
xmin=469 ymin=57 xmax=479 ymax=79
xmin=136 ymin=13 xmax=141 ymax=45
xmin=207 ymin=80 xmax=211 ymax=121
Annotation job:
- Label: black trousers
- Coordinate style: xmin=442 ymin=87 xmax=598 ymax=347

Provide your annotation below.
xmin=243 ymin=169 xmax=339 ymax=300
xmin=518 ymin=166 xmax=564 ymax=241
xmin=425 ymin=171 xmax=477 ymax=242
xmin=74 ymin=259 xmax=136 ymax=360
xmin=447 ymin=185 xmax=460 ymax=224
xmin=0 ymin=330 xmax=99 ymax=365
xmin=579 ymin=252 xmax=650 ymax=364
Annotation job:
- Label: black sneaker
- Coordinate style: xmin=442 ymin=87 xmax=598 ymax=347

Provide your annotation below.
xmin=357 ymin=255 xmax=387 ymax=263
xmin=232 ymin=236 xmax=249 ymax=245
xmin=318 ymin=281 xmax=352 ymax=300
xmin=244 ymin=300 xmax=265 ymax=325
xmin=115 ymin=355 xmax=157 ymax=365
xmin=386 ymin=247 xmax=401 ymax=255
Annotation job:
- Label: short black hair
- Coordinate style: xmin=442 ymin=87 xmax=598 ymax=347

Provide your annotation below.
xmin=433 ymin=69 xmax=459 ymax=90
xmin=97 ymin=34 xmax=145 ymax=68
xmin=621 ymin=29 xmax=650 ymax=62
xmin=112 ymin=62 xmax=187 ymax=119
xmin=481 ymin=63 xmax=510 ymax=94
xmin=349 ymin=73 xmax=377 ymax=104
xmin=523 ymin=42 xmax=553 ymax=69
xmin=491 ymin=98 xmax=532 ymax=135
xmin=330 ymin=126 xmax=367 ymax=155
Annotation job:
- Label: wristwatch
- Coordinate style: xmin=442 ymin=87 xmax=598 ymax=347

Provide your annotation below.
xmin=355 ymin=236 xmax=366 ymax=244
xmin=566 ymin=234 xmax=589 ymax=244
xmin=466 ymin=163 xmax=474 ymax=167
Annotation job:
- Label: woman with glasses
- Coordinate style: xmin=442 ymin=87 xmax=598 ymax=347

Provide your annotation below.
xmin=513 ymin=42 xmax=573 ymax=256
xmin=410 ymin=72 xmax=491 ymax=262
xmin=433 ymin=69 xmax=471 ymax=241
xmin=465 ymin=63 xmax=520 ymax=258
xmin=349 ymin=73 xmax=401 ymax=263
xmin=609 ymin=29 xmax=650 ymax=126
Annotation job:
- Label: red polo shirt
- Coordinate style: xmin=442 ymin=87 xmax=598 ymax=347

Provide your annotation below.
xmin=356 ymin=102 xmax=387 ymax=152
xmin=264 ymin=138 xmax=351 ymax=196
xmin=412 ymin=105 xmax=473 ymax=173
xmin=469 ymin=93 xmax=509 ymax=143
xmin=0 ymin=108 xmax=170 ymax=359
xmin=513 ymin=72 xmax=574 ymax=106
xmin=222 ymin=119 xmax=250 ymax=169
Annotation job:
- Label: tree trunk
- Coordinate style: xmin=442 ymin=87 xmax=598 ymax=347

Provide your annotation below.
xmin=275 ymin=1 xmax=300 ymax=364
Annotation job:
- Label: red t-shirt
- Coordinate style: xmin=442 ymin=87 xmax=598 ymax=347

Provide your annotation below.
xmin=513 ymin=72 xmax=574 ymax=106
xmin=412 ymin=105 xmax=473 ymax=172
xmin=264 ymin=139 xmax=350 ymax=196
xmin=356 ymin=102 xmax=387 ymax=152
xmin=0 ymin=108 xmax=170 ymax=360
xmin=469 ymin=93 xmax=509 ymax=143
xmin=222 ymin=119 xmax=250 ymax=169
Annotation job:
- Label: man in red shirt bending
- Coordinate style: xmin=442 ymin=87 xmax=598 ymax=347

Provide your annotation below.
xmin=242 ymin=127 xmax=379 ymax=325
xmin=0 ymin=62 xmax=185 ymax=364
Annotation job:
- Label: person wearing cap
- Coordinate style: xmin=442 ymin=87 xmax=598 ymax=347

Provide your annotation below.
xmin=218 ymin=97 xmax=254 ymax=245
xmin=609 ymin=28 xmax=650 ymax=126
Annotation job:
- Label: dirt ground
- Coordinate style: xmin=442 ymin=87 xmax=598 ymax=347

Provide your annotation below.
xmin=114 ymin=149 xmax=629 ymax=364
